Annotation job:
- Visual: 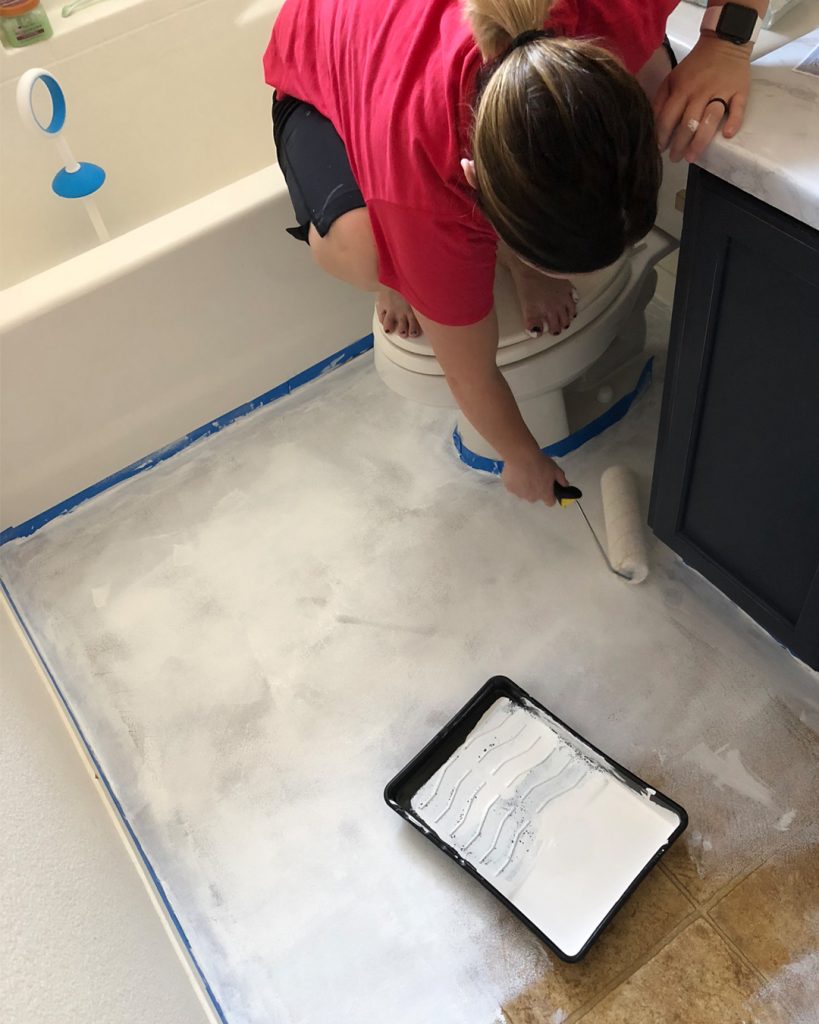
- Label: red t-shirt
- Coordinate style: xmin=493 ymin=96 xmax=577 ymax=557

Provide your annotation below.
xmin=263 ymin=0 xmax=676 ymax=326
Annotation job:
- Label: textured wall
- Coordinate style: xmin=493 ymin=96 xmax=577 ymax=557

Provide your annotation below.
xmin=0 ymin=601 xmax=212 ymax=1024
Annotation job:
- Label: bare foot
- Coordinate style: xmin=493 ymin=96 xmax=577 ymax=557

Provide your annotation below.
xmin=376 ymin=287 xmax=421 ymax=339
xmin=497 ymin=243 xmax=577 ymax=337
xmin=508 ymin=262 xmax=577 ymax=337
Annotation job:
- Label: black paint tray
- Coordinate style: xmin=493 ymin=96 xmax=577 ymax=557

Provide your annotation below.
xmin=384 ymin=676 xmax=688 ymax=962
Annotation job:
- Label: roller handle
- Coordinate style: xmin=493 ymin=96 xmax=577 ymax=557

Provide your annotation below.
xmin=553 ymin=482 xmax=583 ymax=507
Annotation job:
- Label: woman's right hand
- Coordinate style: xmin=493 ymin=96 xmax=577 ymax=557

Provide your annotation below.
xmin=502 ymin=451 xmax=569 ymax=506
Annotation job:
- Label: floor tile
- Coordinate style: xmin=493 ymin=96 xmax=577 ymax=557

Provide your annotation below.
xmin=659 ymin=834 xmax=758 ymax=906
xmin=710 ymin=836 xmax=819 ymax=975
xmin=579 ymin=918 xmax=786 ymax=1024
xmin=651 ymin=694 xmax=819 ymax=905
xmin=739 ymin=948 xmax=819 ymax=1024
xmin=503 ymin=868 xmax=693 ymax=1024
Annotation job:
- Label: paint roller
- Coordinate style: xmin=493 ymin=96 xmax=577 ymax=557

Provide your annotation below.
xmin=554 ymin=466 xmax=649 ymax=583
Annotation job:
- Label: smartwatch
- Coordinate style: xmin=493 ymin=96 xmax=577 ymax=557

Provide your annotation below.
xmin=700 ymin=3 xmax=762 ymax=46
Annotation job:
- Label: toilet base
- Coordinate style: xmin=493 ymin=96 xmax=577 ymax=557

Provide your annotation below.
xmin=454 ymin=355 xmax=654 ymax=472
xmin=455 ymin=268 xmax=660 ymax=461
xmin=456 ymin=385 xmax=571 ymax=461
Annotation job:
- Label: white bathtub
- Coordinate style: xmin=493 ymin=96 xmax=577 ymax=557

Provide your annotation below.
xmin=0 ymin=0 xmax=373 ymax=534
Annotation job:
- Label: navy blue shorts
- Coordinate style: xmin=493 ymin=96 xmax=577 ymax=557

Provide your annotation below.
xmin=272 ymin=95 xmax=367 ymax=244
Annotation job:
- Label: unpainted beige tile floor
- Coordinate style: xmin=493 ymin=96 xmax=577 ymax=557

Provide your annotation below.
xmin=504 ymin=782 xmax=819 ymax=1024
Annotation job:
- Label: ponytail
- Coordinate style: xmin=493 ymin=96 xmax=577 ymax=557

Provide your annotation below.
xmin=465 ymin=0 xmax=554 ymax=58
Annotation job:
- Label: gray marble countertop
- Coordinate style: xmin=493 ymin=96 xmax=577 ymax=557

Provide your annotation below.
xmin=699 ymin=29 xmax=819 ymax=229
xmin=667 ymin=5 xmax=819 ymax=230
xmin=668 ymin=0 xmax=819 ymax=61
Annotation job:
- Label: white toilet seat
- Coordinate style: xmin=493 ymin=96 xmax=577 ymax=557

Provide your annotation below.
xmin=376 ymin=254 xmax=631 ymax=374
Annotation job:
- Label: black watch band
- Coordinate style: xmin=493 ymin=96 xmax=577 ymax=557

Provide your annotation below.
xmin=700 ymin=3 xmax=761 ymax=46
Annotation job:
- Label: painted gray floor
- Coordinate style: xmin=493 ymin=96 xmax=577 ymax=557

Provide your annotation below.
xmin=2 ymin=301 xmax=817 ymax=1024
xmin=0 ymin=606 xmax=212 ymax=1024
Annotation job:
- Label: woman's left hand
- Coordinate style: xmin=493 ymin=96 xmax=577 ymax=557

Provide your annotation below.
xmin=653 ymin=35 xmax=752 ymax=163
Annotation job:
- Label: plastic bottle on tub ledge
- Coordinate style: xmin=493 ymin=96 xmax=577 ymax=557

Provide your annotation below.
xmin=0 ymin=0 xmax=53 ymax=48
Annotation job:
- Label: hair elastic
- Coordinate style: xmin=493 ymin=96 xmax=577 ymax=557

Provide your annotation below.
xmin=503 ymin=27 xmax=553 ymax=58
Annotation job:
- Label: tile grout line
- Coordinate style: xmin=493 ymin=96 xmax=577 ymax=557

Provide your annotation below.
xmin=563 ymin=856 xmax=789 ymax=1023
xmin=691 ymin=820 xmax=819 ymax=985
xmin=658 ymin=857 xmax=776 ymax=982
xmin=701 ymin=857 xmax=769 ymax=913
xmin=657 ymin=861 xmax=700 ymax=909
xmin=559 ymin=908 xmax=703 ymax=1024
xmin=704 ymin=911 xmax=772 ymax=985
xmin=509 ymin=859 xmax=763 ymax=1023
xmin=659 ymin=854 xmax=769 ymax=915
xmin=468 ymin=796 xmax=814 ymax=1022
xmin=702 ymin=914 xmax=794 ymax=1024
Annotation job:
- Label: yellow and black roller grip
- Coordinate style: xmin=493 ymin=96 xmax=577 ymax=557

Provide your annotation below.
xmin=553 ymin=482 xmax=583 ymax=508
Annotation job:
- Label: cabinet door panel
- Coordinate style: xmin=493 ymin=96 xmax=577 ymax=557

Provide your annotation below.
xmin=650 ymin=168 xmax=819 ymax=668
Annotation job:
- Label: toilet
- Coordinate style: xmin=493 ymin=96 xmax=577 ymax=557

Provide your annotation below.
xmin=374 ymin=225 xmax=677 ymax=464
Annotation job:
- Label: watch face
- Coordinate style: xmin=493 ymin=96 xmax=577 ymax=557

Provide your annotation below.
xmin=718 ymin=3 xmax=758 ymax=44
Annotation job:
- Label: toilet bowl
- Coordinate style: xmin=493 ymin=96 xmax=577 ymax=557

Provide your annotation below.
xmin=374 ymin=225 xmax=677 ymax=463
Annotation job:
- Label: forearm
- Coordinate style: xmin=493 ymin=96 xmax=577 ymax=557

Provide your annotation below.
xmin=414 ymin=309 xmax=571 ymax=503
xmin=447 ymin=363 xmax=540 ymax=462
xmin=415 ymin=309 xmax=539 ymax=462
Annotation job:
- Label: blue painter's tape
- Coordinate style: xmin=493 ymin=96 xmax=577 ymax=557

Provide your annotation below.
xmin=0 ymin=335 xmax=376 ymax=1015
xmin=0 ymin=579 xmax=231 ymax=1024
xmin=453 ymin=356 xmax=654 ymax=474
xmin=0 ymin=333 xmax=374 ymax=547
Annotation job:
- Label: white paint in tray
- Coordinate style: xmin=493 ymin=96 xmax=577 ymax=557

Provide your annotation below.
xmin=410 ymin=697 xmax=681 ymax=957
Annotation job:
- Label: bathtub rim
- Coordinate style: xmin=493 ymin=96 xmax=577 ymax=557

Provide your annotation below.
xmin=0 ymin=330 xmax=375 ymax=546
xmin=0 ymin=165 xmax=284 ymax=335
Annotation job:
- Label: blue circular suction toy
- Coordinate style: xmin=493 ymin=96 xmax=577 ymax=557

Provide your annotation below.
xmin=52 ymin=161 xmax=106 ymax=199
xmin=17 ymin=67 xmax=109 ymax=237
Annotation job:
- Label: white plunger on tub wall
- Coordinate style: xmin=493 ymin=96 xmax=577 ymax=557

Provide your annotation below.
xmin=16 ymin=67 xmax=109 ymax=243
xmin=555 ymin=465 xmax=649 ymax=583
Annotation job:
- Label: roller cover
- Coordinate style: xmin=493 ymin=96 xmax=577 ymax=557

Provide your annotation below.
xmin=601 ymin=466 xmax=649 ymax=584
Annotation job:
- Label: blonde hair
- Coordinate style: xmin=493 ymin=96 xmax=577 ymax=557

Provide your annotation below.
xmin=465 ymin=1 xmax=662 ymax=274
xmin=466 ymin=0 xmax=554 ymax=58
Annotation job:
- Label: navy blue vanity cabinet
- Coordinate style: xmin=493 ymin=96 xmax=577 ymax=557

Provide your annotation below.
xmin=650 ymin=166 xmax=819 ymax=670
